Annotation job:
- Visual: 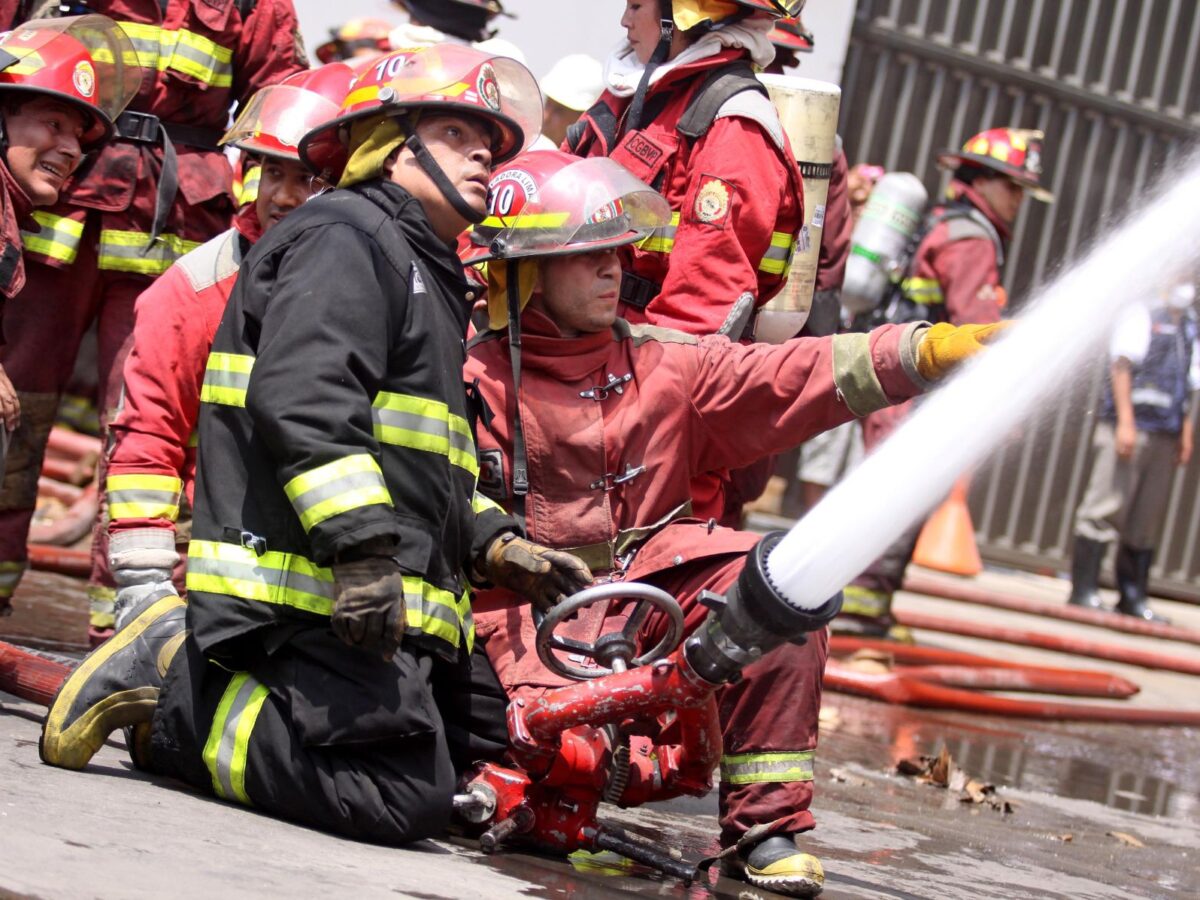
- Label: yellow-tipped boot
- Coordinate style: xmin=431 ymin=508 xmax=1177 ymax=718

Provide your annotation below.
xmin=40 ymin=592 xmax=186 ymax=770
xmin=725 ymin=834 xmax=825 ymax=898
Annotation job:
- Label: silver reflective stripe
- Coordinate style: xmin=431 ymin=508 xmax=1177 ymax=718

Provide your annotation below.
xmin=720 ymin=750 xmax=815 ymax=785
xmin=186 ymin=553 xmax=335 ymax=603
xmin=1130 ymin=387 xmax=1174 ymax=408
xmin=373 ymin=408 xmax=475 ymax=458
xmin=291 ymin=470 xmax=388 ymax=515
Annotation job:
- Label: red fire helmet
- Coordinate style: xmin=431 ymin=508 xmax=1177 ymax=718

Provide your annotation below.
xmin=222 ymin=65 xmax=358 ymax=162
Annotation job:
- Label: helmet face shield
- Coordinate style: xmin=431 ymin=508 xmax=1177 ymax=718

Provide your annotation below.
xmin=222 ymin=85 xmax=343 ymax=160
xmin=475 ymin=153 xmax=671 ymax=260
xmin=0 ymin=15 xmax=141 ymax=144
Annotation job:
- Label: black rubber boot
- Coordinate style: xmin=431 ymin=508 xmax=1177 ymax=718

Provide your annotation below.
xmin=40 ymin=591 xmax=187 ymax=769
xmin=1067 ymin=536 xmax=1107 ymax=609
xmin=1114 ymin=545 xmax=1169 ymax=623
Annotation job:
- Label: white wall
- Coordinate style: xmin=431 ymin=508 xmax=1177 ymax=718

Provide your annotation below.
xmin=294 ymin=1 xmax=855 ymax=85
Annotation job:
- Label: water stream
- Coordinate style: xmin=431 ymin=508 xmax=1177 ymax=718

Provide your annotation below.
xmin=768 ymin=155 xmax=1200 ymax=610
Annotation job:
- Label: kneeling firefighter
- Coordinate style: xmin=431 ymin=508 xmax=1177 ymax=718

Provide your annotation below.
xmin=98 ymin=64 xmax=359 ymax=638
xmin=463 ymin=150 xmax=1007 ymax=896
xmin=40 ymin=45 xmax=592 ymax=846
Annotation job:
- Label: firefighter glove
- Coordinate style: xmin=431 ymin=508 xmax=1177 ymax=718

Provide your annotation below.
xmin=331 ymin=556 xmax=407 ymax=658
xmin=483 ymin=532 xmax=593 ymax=612
xmin=916 ymin=321 xmax=1011 ymax=382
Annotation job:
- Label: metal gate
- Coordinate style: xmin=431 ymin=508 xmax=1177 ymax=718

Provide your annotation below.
xmin=837 ymin=1 xmax=1200 ymax=598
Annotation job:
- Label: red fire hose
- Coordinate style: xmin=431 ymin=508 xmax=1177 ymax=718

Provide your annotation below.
xmin=892 ymin=608 xmax=1200 ymax=676
xmin=903 ymin=572 xmax=1200 ymax=646
xmin=46 ymin=428 xmax=102 ymax=462
xmin=829 ymin=636 xmax=1138 ymax=697
xmin=27 ymin=544 xmax=92 ymax=578
xmin=0 ymin=640 xmax=72 ymax=706
xmin=824 ymin=661 xmax=1200 ymax=725
xmin=29 ymin=483 xmax=99 ymax=547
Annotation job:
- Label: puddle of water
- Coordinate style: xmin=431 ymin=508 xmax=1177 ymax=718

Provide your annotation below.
xmin=822 ymin=694 xmax=1199 ymax=821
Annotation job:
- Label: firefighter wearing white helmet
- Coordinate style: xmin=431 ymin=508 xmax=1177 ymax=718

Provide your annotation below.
xmin=540 ymin=54 xmax=604 ymax=146
xmin=39 ymin=45 xmax=591 ymax=847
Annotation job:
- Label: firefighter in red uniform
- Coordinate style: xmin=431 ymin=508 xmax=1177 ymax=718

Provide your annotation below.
xmin=0 ymin=14 xmax=139 ymax=608
xmin=0 ymin=0 xmax=306 ymax=641
xmin=100 ymin=65 xmax=356 ymax=633
xmin=842 ymin=127 xmax=1053 ymax=634
xmin=463 ymin=151 xmax=1005 ymax=897
xmin=567 ymin=0 xmax=805 ymax=521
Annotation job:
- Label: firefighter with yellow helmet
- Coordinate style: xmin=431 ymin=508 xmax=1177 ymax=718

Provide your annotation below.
xmin=843 ymin=127 xmax=1054 ymax=635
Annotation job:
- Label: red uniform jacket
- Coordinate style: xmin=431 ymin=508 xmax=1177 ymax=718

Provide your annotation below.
xmin=908 ymin=179 xmax=1009 ymax=326
xmin=19 ymin=0 xmax=304 ymax=277
xmin=568 ymin=50 xmax=804 ymax=335
xmin=465 ymin=311 xmax=925 ymax=689
xmin=105 ymin=205 xmax=261 ymax=536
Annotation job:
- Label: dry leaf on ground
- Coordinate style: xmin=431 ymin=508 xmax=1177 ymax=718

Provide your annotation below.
xmin=1107 ymin=831 xmax=1145 ymax=848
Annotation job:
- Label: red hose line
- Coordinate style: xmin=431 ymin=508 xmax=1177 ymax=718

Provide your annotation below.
xmin=37 ymin=477 xmax=84 ymax=505
xmin=29 ymin=484 xmax=99 ymax=547
xmin=824 ymin=662 xmax=1200 ymax=725
xmin=27 ymin=544 xmax=92 ymax=578
xmin=0 ymin=640 xmax=72 ymax=706
xmin=46 ymin=427 xmax=102 ymax=462
xmin=890 ymin=664 xmax=1138 ymax=698
xmin=40 ymin=455 xmax=93 ymax=486
xmin=892 ymin=608 xmax=1200 ymax=676
xmin=903 ymin=572 xmax=1200 ymax=646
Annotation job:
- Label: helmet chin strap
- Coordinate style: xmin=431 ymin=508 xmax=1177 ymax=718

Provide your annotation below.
xmin=622 ymin=4 xmax=674 ymax=138
xmin=394 ymin=115 xmax=487 ymax=224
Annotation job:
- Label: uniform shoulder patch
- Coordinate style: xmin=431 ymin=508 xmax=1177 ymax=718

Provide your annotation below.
xmin=689 ymin=174 xmax=734 ymax=229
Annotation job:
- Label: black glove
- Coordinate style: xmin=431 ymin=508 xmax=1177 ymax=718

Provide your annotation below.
xmin=331 ymin=556 xmax=406 ymax=657
xmin=482 ymin=532 xmax=593 ymax=612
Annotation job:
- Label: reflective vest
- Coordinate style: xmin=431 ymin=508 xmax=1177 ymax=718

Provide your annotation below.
xmin=1102 ymin=308 xmax=1197 ymax=434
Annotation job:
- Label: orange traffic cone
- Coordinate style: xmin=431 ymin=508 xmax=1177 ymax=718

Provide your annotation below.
xmin=912 ymin=477 xmax=982 ymax=576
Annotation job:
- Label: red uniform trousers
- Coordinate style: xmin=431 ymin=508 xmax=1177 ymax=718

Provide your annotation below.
xmin=639 ymin=550 xmax=827 ymax=845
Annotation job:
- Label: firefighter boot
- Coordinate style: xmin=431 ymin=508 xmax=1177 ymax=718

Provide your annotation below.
xmin=1066 ymin=536 xmax=1106 ymax=609
xmin=726 ymin=834 xmax=824 ymax=897
xmin=1114 ymin=545 xmax=1169 ymax=624
xmin=40 ymin=591 xmax=187 ymax=770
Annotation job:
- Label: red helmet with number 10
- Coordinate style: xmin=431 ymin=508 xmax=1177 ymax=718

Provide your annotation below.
xmin=299 ymin=44 xmax=542 ymax=183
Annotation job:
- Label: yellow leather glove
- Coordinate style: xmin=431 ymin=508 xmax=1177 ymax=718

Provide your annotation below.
xmin=916 ymin=321 xmax=1011 ymax=382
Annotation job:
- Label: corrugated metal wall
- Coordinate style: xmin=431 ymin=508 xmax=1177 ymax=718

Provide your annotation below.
xmin=838 ymin=0 xmax=1200 ymax=599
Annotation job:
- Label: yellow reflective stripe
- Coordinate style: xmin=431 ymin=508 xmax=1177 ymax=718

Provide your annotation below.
xmin=87 ymin=584 xmax=117 ymax=629
xmin=639 ymin=212 xmax=680 ymax=254
xmin=186 ymin=539 xmax=335 ymax=617
xmin=20 ymin=211 xmax=85 ymax=264
xmin=0 ymin=560 xmax=26 ymax=599
xmin=478 ymin=212 xmax=571 ymax=230
xmin=203 ymin=672 xmax=269 ymax=805
xmin=116 ymin=22 xmax=234 ymax=87
xmin=901 ymin=277 xmax=945 ymax=304
xmin=720 ymin=750 xmax=815 ymax=785
xmin=758 ymin=230 xmax=797 ymax=276
xmin=472 ymin=491 xmax=503 ymax=515
xmin=107 ymin=473 xmax=183 ymax=522
xmin=200 ymin=353 xmax=255 ymax=408
xmin=840 ymin=585 xmax=892 ymax=618
xmin=2 ymin=51 xmax=43 ymax=75
xmin=400 ymin=576 xmax=472 ymax=651
xmin=236 ymin=165 xmax=261 ymax=206
xmin=98 ymin=229 xmax=203 ymax=275
xmin=372 ymin=391 xmax=479 ymax=477
xmin=283 ymin=454 xmax=392 ymax=533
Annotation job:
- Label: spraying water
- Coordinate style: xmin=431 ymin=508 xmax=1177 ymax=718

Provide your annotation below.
xmin=769 ymin=155 xmax=1200 ymax=610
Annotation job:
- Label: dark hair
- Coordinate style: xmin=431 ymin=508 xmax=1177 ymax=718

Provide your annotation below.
xmin=954 ymin=165 xmax=999 ymax=186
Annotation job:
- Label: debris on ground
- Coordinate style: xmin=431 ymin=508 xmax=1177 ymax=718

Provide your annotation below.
xmin=895 ymin=745 xmax=1015 ymax=814
xmin=1107 ymin=831 xmax=1145 ymax=848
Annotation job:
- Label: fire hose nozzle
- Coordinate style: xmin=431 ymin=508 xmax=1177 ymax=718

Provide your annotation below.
xmin=685 ymin=532 xmax=842 ymax=685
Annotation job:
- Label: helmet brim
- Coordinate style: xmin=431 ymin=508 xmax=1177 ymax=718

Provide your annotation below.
xmin=938 ymin=150 xmax=1055 ymax=203
xmin=0 ymin=84 xmax=112 ymax=146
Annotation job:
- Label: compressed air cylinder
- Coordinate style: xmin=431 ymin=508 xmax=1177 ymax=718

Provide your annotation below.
xmin=841 ymin=171 xmax=928 ymax=316
xmin=756 ymin=74 xmax=841 ymax=343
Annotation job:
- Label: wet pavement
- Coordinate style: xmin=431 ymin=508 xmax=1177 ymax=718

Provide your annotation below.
xmin=2 ymin=567 xmax=1199 ymax=898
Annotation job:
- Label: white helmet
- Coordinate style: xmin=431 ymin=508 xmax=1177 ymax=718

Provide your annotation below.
xmin=541 ymin=54 xmax=604 ymax=113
